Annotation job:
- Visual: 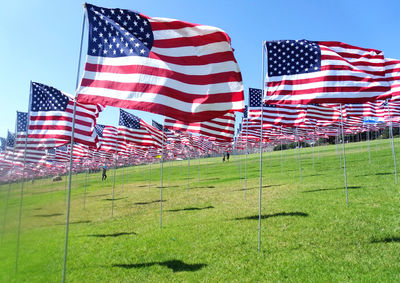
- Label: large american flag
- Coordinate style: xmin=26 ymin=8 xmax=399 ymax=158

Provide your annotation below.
xmin=76 ymin=4 xmax=244 ymax=122
xmin=264 ymin=40 xmax=393 ymax=104
xmin=28 ymin=82 xmax=102 ymax=148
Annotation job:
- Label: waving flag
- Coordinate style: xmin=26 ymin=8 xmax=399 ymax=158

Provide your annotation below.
xmin=76 ymin=4 xmax=244 ymax=122
xmin=164 ymin=112 xmax=235 ymax=141
xmin=28 ymin=82 xmax=102 ymax=148
xmin=264 ymin=40 xmax=393 ymax=104
xmin=118 ymin=109 xmax=164 ymax=148
xmin=0 ymin=137 xmax=5 ymax=152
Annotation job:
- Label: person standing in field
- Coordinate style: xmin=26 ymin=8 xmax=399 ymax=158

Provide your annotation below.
xmin=102 ymin=165 xmax=108 ymax=181
xmin=226 ymin=152 xmax=230 ymax=161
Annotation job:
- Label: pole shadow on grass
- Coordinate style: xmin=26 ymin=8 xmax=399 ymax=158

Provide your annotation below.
xmin=103 ymin=197 xmax=128 ymax=201
xmin=134 ymin=200 xmax=166 ymax=205
xmin=88 ymin=193 xmax=110 ymax=198
xmin=55 ymin=220 xmax=91 ymax=226
xmin=190 ymin=186 xmax=215 ymax=189
xmin=88 ymin=232 xmax=137 ymax=238
xmin=356 ymin=172 xmax=393 ymax=177
xmin=113 ymin=260 xmax=207 ymax=272
xmin=235 ymin=211 xmax=308 ymax=220
xmin=302 ymin=186 xmax=362 ymax=193
xmin=34 ymin=213 xmax=63 ymax=217
xmin=167 ymin=206 xmax=214 ymax=212
xmin=371 ymin=236 xmax=400 ymax=243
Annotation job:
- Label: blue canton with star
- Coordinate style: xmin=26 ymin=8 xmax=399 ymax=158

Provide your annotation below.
xmin=31 ymin=82 xmax=69 ymax=112
xmin=249 ymin=88 xmax=270 ymax=108
xmin=17 ymin=111 xmax=28 ymax=132
xmin=266 ymin=40 xmax=321 ymax=77
xmin=6 ymin=131 xmax=15 ymax=148
xmin=86 ymin=4 xmax=154 ymax=58
xmin=0 ymin=137 xmax=5 ymax=151
xmin=119 ymin=109 xmax=141 ymax=129
xmin=95 ymin=124 xmax=105 ymax=137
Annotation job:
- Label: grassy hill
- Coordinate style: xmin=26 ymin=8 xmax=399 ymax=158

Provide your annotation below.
xmin=1 ymin=139 xmax=400 ymax=282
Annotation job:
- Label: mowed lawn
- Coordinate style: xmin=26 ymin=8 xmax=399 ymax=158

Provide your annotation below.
xmin=1 ymin=139 xmax=400 ymax=282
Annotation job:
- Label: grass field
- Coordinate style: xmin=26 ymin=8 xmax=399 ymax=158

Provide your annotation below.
xmin=1 ymin=138 xmax=400 ymax=282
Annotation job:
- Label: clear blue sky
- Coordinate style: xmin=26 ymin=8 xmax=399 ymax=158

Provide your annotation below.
xmin=1 ymin=0 xmax=399 ymax=137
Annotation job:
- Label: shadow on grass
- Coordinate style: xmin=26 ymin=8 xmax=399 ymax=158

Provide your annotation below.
xmin=88 ymin=193 xmax=109 ymax=198
xmin=34 ymin=213 xmax=63 ymax=217
xmin=371 ymin=236 xmax=400 ymax=243
xmin=302 ymin=186 xmax=362 ymax=193
xmin=55 ymin=220 xmax=91 ymax=226
xmin=233 ymin=187 xmax=255 ymax=192
xmin=235 ymin=211 xmax=308 ymax=220
xmin=167 ymin=206 xmax=214 ymax=212
xmin=113 ymin=259 xmax=207 ymax=272
xmin=156 ymin=185 xmax=179 ymax=188
xmin=357 ymin=172 xmax=393 ymax=177
xmin=103 ymin=197 xmax=128 ymax=201
xmin=134 ymin=200 xmax=166 ymax=205
xmin=191 ymin=186 xmax=215 ymax=189
xmin=88 ymin=232 xmax=137 ymax=238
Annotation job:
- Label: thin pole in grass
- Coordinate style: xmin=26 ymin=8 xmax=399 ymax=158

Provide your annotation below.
xmin=296 ymin=128 xmax=302 ymax=181
xmin=160 ymin=121 xmax=165 ymax=228
xmin=280 ymin=126 xmax=283 ymax=175
xmin=62 ymin=10 xmax=85 ymax=283
xmin=258 ymin=41 xmax=266 ymax=252
xmin=244 ymin=118 xmax=249 ymax=199
xmin=148 ymin=162 xmax=151 ymax=191
xmin=187 ymin=147 xmax=190 ymax=191
xmin=1 ymin=181 xmax=12 ymax=243
xmin=111 ymin=156 xmax=117 ymax=217
xmin=339 ymin=104 xmax=349 ymax=205
xmin=83 ymin=168 xmax=88 ymax=210
xmin=386 ymin=101 xmax=398 ymax=184
xmin=15 ymin=82 xmax=33 ymax=273
xmin=367 ymin=126 xmax=371 ymax=164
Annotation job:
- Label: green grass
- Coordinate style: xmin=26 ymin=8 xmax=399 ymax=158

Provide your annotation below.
xmin=1 ymin=138 xmax=400 ymax=282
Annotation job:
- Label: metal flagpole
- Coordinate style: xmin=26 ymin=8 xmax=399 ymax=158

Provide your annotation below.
xmin=244 ymin=118 xmax=249 ymax=200
xmin=340 ymin=104 xmax=349 ymax=205
xmin=258 ymin=41 xmax=265 ymax=252
xmin=187 ymin=147 xmax=190 ymax=191
xmin=198 ymin=151 xmax=200 ymax=182
xmin=296 ymin=128 xmax=302 ymax=181
xmin=160 ymin=122 xmax=165 ymax=228
xmin=148 ymin=162 xmax=151 ymax=191
xmin=280 ymin=126 xmax=283 ymax=175
xmin=15 ymin=82 xmax=33 ymax=273
xmin=122 ymin=162 xmax=125 ymax=191
xmin=83 ymin=168 xmax=88 ymax=210
xmin=62 ymin=10 xmax=86 ymax=283
xmin=111 ymin=156 xmax=117 ymax=217
xmin=367 ymin=126 xmax=371 ymax=164
xmin=386 ymin=102 xmax=398 ymax=184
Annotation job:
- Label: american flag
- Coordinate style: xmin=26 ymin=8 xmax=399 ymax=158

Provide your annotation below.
xmin=264 ymin=40 xmax=393 ymax=104
xmin=118 ymin=109 xmax=164 ymax=148
xmin=95 ymin=124 xmax=123 ymax=152
xmin=13 ymin=111 xmax=47 ymax=165
xmin=28 ymin=82 xmax=103 ymax=149
xmin=164 ymin=112 xmax=235 ymax=141
xmin=248 ymin=88 xmax=306 ymax=126
xmin=76 ymin=4 xmax=244 ymax=122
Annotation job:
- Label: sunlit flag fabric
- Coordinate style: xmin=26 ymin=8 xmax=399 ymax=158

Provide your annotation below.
xmin=264 ymin=40 xmax=393 ymax=104
xmin=164 ymin=112 xmax=235 ymax=141
xmin=118 ymin=109 xmax=164 ymax=148
xmin=28 ymin=82 xmax=103 ymax=149
xmin=76 ymin=4 xmax=244 ymax=122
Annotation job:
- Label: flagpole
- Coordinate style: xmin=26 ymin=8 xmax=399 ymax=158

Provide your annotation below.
xmin=296 ymin=127 xmax=302 ymax=181
xmin=83 ymin=168 xmax=88 ymax=210
xmin=160 ymin=122 xmax=165 ymax=228
xmin=62 ymin=10 xmax=86 ymax=283
xmin=244 ymin=117 xmax=249 ymax=200
xmin=15 ymin=82 xmax=33 ymax=273
xmin=258 ymin=41 xmax=265 ymax=252
xmin=148 ymin=162 xmax=151 ymax=191
xmin=187 ymin=146 xmax=190 ymax=191
xmin=340 ymin=104 xmax=349 ymax=205
xmin=386 ymin=102 xmax=398 ymax=184
xmin=111 ymin=155 xmax=117 ymax=217
xmin=280 ymin=126 xmax=283 ymax=175
xmin=367 ymin=125 xmax=371 ymax=164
